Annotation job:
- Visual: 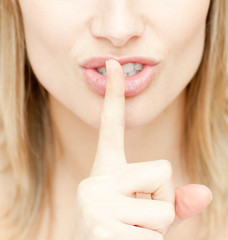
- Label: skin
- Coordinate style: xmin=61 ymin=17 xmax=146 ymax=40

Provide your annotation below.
xmin=16 ymin=0 xmax=215 ymax=239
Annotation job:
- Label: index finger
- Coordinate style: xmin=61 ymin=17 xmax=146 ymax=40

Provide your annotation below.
xmin=90 ymin=59 xmax=127 ymax=176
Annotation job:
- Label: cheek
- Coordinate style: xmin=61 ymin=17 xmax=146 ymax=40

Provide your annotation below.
xmin=124 ymin=1 xmax=211 ymax=128
xmin=156 ymin=0 xmax=210 ymax=89
xmin=165 ymin=5 xmax=210 ymax=56
xmin=19 ymin=1 xmax=86 ymax=67
xmin=158 ymin=1 xmax=210 ymax=45
xmin=19 ymin=1 xmax=92 ymax=107
xmin=20 ymin=1 xmax=109 ymax=129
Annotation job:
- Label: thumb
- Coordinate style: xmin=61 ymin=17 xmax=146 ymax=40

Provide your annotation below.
xmin=167 ymin=184 xmax=212 ymax=234
xmin=175 ymin=184 xmax=212 ymax=220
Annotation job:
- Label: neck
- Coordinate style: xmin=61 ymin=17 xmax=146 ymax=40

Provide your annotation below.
xmin=50 ymin=90 xmax=189 ymax=187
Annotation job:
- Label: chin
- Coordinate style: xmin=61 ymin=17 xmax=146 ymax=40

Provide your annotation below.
xmin=81 ymin=112 xmax=147 ymax=131
xmin=125 ymin=116 xmax=151 ymax=130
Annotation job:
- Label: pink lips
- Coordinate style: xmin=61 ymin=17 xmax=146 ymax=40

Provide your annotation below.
xmin=80 ymin=56 xmax=159 ymax=97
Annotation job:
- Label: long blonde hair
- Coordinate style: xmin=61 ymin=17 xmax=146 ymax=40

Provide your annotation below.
xmin=0 ymin=0 xmax=227 ymax=239
xmin=186 ymin=0 xmax=228 ymax=237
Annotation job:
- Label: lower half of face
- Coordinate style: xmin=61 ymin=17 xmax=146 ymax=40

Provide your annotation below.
xmin=19 ymin=0 xmax=210 ymax=130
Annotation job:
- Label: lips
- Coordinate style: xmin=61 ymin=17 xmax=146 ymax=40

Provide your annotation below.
xmin=80 ymin=56 xmax=159 ymax=97
xmin=81 ymin=56 xmax=159 ymax=69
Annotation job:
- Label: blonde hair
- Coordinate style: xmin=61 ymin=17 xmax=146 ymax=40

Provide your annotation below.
xmin=186 ymin=0 xmax=228 ymax=237
xmin=0 ymin=0 xmax=227 ymax=239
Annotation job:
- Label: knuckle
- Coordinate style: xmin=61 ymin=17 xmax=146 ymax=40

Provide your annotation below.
xmin=77 ymin=179 xmax=88 ymax=200
xmin=78 ymin=177 xmax=103 ymax=195
xmin=92 ymin=225 xmax=113 ymax=240
xmin=77 ymin=178 xmax=91 ymax=196
xmin=77 ymin=177 xmax=114 ymax=208
xmin=157 ymin=234 xmax=164 ymax=240
xmin=153 ymin=233 xmax=164 ymax=240
xmin=84 ymin=204 xmax=99 ymax=220
xmin=162 ymin=202 xmax=175 ymax=225
xmin=148 ymin=231 xmax=164 ymax=240
xmin=77 ymin=178 xmax=99 ymax=203
xmin=77 ymin=182 xmax=89 ymax=206
xmin=159 ymin=160 xmax=172 ymax=180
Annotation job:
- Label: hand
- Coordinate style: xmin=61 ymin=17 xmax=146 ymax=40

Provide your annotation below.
xmin=72 ymin=59 xmax=212 ymax=240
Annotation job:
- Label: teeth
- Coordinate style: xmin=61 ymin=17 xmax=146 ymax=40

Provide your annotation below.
xmin=128 ymin=70 xmax=137 ymax=77
xmin=135 ymin=63 xmax=143 ymax=71
xmin=122 ymin=63 xmax=135 ymax=73
xmin=97 ymin=63 xmax=143 ymax=77
xmin=97 ymin=67 xmax=108 ymax=76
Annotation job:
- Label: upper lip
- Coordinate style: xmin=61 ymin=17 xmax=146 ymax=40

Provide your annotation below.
xmin=81 ymin=56 xmax=159 ymax=69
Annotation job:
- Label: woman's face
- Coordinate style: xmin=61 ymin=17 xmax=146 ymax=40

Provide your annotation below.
xmin=19 ymin=0 xmax=210 ymax=129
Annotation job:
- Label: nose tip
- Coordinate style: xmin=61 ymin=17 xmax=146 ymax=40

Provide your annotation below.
xmin=101 ymin=31 xmax=140 ymax=47
xmin=90 ymin=8 xmax=144 ymax=47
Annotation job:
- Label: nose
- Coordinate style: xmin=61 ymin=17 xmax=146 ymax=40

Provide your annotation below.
xmin=90 ymin=0 xmax=145 ymax=47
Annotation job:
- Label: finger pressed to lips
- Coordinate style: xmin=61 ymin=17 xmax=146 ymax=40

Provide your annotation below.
xmin=90 ymin=59 xmax=127 ymax=176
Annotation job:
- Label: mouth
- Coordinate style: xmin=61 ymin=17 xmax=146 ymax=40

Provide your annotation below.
xmin=96 ymin=62 xmax=144 ymax=78
xmin=80 ymin=56 xmax=160 ymax=97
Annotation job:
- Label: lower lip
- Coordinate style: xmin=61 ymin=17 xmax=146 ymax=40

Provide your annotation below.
xmin=81 ymin=64 xmax=159 ymax=97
